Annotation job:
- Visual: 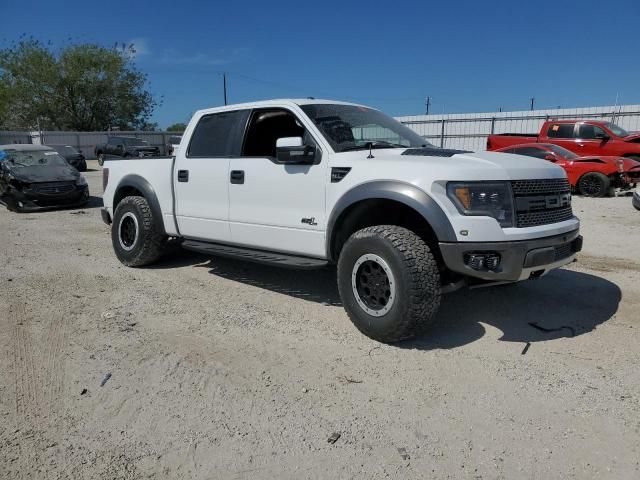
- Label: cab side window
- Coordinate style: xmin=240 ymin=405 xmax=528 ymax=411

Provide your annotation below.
xmin=577 ymin=124 xmax=606 ymax=139
xmin=547 ymin=124 xmax=575 ymax=138
xmin=243 ymin=109 xmax=309 ymax=158
xmin=188 ymin=110 xmax=249 ymax=157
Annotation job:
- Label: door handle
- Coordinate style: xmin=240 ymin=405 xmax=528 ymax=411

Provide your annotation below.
xmin=177 ymin=170 xmax=189 ymax=182
xmin=230 ymin=170 xmax=245 ymax=184
xmin=578 ymin=143 xmax=585 ymax=147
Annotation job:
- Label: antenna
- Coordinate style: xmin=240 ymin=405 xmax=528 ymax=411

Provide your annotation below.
xmin=223 ymin=73 xmax=228 ymax=105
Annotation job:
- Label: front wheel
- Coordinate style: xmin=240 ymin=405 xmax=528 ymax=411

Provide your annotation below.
xmin=111 ymin=196 xmax=167 ymax=267
xmin=578 ymin=172 xmax=611 ymax=197
xmin=337 ymin=225 xmax=441 ymax=343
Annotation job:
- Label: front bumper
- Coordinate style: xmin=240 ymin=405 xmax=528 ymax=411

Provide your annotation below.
xmin=3 ymin=185 xmax=89 ymax=211
xmin=440 ymin=229 xmax=582 ymax=282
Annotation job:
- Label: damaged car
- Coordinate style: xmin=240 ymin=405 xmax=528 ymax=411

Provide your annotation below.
xmin=0 ymin=144 xmax=89 ymax=212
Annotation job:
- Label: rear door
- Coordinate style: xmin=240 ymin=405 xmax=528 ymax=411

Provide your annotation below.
xmin=575 ymin=123 xmax=609 ymax=156
xmin=228 ymin=107 xmax=327 ymax=258
xmin=174 ymin=109 xmax=249 ymax=242
xmin=545 ymin=123 xmax=579 ymax=153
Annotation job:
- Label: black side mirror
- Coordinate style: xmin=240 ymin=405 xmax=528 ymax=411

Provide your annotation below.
xmin=595 ymin=133 xmax=610 ymax=141
xmin=275 ymin=137 xmax=316 ymax=164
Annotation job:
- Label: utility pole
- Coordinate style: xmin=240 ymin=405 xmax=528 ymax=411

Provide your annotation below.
xmin=530 ymin=97 xmax=535 ymax=111
xmin=425 ymin=96 xmax=431 ymax=115
xmin=223 ymin=73 xmax=228 ymax=106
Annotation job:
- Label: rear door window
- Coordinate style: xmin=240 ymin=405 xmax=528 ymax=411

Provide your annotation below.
xmin=188 ymin=110 xmax=249 ymax=157
xmin=547 ymin=124 xmax=576 ymax=138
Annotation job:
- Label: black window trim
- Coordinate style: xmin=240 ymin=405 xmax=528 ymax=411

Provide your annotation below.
xmin=186 ymin=109 xmax=251 ymax=159
xmin=239 ymin=106 xmax=323 ymax=165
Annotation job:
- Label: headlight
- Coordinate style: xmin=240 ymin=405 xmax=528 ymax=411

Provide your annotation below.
xmin=446 ymin=181 xmax=514 ymax=227
xmin=76 ymin=175 xmax=87 ymax=187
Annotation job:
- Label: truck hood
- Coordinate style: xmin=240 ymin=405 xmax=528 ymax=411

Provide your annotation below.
xmin=623 ymin=133 xmax=640 ymax=143
xmin=7 ymin=164 xmax=80 ymax=183
xmin=331 ymin=148 xmax=567 ymax=182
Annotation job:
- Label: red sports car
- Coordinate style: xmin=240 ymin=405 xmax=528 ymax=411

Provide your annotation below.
xmin=495 ymin=143 xmax=640 ymax=197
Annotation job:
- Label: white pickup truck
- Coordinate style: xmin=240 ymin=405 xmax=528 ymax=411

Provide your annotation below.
xmin=101 ymin=99 xmax=582 ymax=343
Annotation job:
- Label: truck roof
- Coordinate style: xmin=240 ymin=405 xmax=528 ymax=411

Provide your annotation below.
xmin=194 ymin=98 xmax=365 ymax=117
xmin=545 ymin=119 xmax=609 ymax=125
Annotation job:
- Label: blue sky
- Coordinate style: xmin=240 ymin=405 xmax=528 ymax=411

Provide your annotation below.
xmin=2 ymin=0 xmax=640 ymax=128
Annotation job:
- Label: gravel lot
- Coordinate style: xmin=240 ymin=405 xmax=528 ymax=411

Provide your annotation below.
xmin=1 ymin=160 xmax=639 ymax=479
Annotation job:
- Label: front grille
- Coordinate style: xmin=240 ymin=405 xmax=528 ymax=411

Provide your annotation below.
xmin=32 ymin=182 xmax=75 ymax=195
xmin=512 ymin=179 xmax=573 ymax=228
xmin=516 ymin=206 xmax=573 ymax=228
xmin=554 ymin=242 xmax=574 ymax=262
xmin=512 ymin=178 xmax=570 ymax=195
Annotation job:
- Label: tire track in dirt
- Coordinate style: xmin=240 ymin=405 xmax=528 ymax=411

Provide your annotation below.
xmin=11 ymin=302 xmax=40 ymax=422
xmin=42 ymin=311 xmax=69 ymax=421
xmin=10 ymin=302 xmax=41 ymax=480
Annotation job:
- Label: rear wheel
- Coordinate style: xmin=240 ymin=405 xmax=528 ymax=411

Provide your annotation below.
xmin=337 ymin=225 xmax=441 ymax=343
xmin=111 ymin=196 xmax=166 ymax=267
xmin=578 ymin=172 xmax=610 ymax=197
xmin=97 ymin=153 xmax=105 ymax=166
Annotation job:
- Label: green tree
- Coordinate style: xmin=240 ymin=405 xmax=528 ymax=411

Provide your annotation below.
xmin=0 ymin=39 xmax=159 ymax=130
xmin=166 ymin=122 xmax=187 ymax=132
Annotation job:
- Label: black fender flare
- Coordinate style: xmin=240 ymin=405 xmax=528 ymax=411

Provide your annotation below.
xmin=326 ymin=180 xmax=457 ymax=260
xmin=113 ymin=174 xmax=166 ymax=235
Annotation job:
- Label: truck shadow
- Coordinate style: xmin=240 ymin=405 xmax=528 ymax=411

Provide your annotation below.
xmin=402 ymin=269 xmax=621 ymax=350
xmin=153 ymin=251 xmax=620 ymax=349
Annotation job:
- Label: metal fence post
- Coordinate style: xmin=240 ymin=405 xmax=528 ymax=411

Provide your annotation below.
xmin=440 ymin=119 xmax=446 ymax=148
xmin=490 ymin=117 xmax=496 ymax=135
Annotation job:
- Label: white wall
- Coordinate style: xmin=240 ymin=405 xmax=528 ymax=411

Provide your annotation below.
xmin=395 ymin=105 xmax=640 ymax=151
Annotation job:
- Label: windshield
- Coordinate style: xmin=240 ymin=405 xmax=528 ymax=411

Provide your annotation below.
xmin=51 ymin=145 xmax=77 ymax=155
xmin=605 ymin=122 xmax=630 ymax=137
xmin=122 ymin=138 xmax=148 ymax=146
xmin=300 ymin=104 xmax=432 ymax=152
xmin=0 ymin=149 xmax=68 ymax=167
xmin=546 ymin=144 xmax=579 ymax=160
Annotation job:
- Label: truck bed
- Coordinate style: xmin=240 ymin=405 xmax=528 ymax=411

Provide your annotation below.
xmin=101 ymin=155 xmax=178 ymax=235
xmin=486 ymin=133 xmax=538 ymax=150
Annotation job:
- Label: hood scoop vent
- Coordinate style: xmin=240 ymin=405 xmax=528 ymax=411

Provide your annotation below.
xmin=331 ymin=167 xmax=351 ymax=183
xmin=402 ymin=147 xmax=471 ymax=157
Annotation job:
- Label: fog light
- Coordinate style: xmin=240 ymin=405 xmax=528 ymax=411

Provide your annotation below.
xmin=485 ymin=254 xmax=501 ymax=271
xmin=464 ymin=252 xmax=501 ymax=272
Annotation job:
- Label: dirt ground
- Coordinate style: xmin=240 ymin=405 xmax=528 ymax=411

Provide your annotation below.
xmin=1 ymin=160 xmax=639 ymax=479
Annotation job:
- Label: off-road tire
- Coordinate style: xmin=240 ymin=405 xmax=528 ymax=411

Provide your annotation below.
xmin=112 ymin=196 xmax=166 ymax=267
xmin=337 ymin=225 xmax=441 ymax=343
xmin=578 ymin=172 xmax=610 ymax=197
xmin=97 ymin=153 xmax=105 ymax=166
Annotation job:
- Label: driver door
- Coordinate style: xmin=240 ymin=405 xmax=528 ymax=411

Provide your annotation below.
xmin=228 ymin=108 xmax=327 ymax=258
